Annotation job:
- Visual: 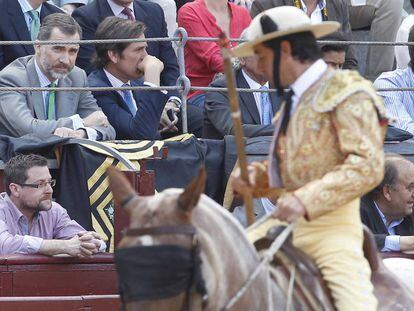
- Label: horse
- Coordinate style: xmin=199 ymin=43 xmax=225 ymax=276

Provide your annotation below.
xmin=108 ymin=167 xmax=284 ymax=311
xmin=107 ymin=166 xmax=414 ymax=311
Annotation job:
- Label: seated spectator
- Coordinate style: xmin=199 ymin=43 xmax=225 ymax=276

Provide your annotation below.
xmin=374 ymin=25 xmax=414 ymax=135
xmin=0 ymin=13 xmax=115 ymax=140
xmin=72 ymin=0 xmax=178 ymax=82
xmin=72 ymin=0 xmax=181 ymax=135
xmin=250 ymin=0 xmax=358 ymax=70
xmin=347 ymin=0 xmax=403 ymax=80
xmin=88 ymin=17 xmax=168 ymax=140
xmin=0 ymin=0 xmax=62 ymax=70
xmin=177 ymin=0 xmax=251 ymax=107
xmin=203 ymin=39 xmax=280 ymax=139
xmin=396 ymin=13 xmax=414 ymax=69
xmin=361 ymin=154 xmax=414 ymax=252
xmin=320 ymin=31 xmax=348 ymax=70
xmin=52 ymin=0 xmax=89 ymax=15
xmin=0 ymin=154 xmax=105 ymax=256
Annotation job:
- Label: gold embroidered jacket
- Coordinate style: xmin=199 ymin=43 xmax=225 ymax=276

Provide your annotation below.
xmin=271 ymin=69 xmax=387 ymax=221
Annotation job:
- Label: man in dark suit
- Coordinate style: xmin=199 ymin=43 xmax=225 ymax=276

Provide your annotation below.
xmin=203 ymin=51 xmax=280 ymax=139
xmin=250 ymin=0 xmax=357 ymax=70
xmin=72 ymin=0 xmax=181 ymax=133
xmin=0 ymin=13 xmax=115 ymax=140
xmin=88 ymin=17 xmax=168 ymax=140
xmin=361 ymin=153 xmax=414 ymax=252
xmin=0 ymin=0 xmax=62 ymax=70
xmin=72 ymin=0 xmax=178 ymax=82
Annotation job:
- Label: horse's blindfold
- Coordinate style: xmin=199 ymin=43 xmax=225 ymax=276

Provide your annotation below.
xmin=115 ymin=244 xmax=207 ymax=302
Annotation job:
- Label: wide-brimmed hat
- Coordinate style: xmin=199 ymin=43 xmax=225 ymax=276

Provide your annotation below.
xmin=233 ymin=6 xmax=340 ymax=57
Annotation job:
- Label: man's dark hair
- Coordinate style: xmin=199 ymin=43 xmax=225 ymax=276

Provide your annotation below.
xmin=264 ymin=31 xmax=321 ymax=64
xmin=92 ymin=17 xmax=146 ymax=69
xmin=4 ymin=154 xmax=48 ymax=195
xmin=408 ymin=25 xmax=414 ymax=70
xmin=319 ymin=31 xmax=348 ymax=54
xmin=369 ymin=153 xmax=407 ymax=199
xmin=37 ymin=13 xmax=82 ymax=41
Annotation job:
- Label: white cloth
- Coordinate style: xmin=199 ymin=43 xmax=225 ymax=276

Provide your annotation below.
xmin=300 ymin=0 xmax=326 ymax=23
xmin=148 ymin=0 xmax=177 ymax=38
xmin=290 ymin=59 xmax=328 ymax=116
xmin=395 ymin=14 xmax=414 ymax=69
xmin=241 ymin=69 xmax=269 ymax=124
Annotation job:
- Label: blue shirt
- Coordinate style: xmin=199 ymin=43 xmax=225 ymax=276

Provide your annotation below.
xmin=373 ymin=201 xmax=404 ymax=252
xmin=17 ymin=0 xmax=42 ymax=32
xmin=374 ymin=67 xmax=414 ymax=134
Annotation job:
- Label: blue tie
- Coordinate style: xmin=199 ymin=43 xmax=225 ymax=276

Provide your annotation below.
xmin=260 ymin=86 xmax=272 ymax=125
xmin=122 ymin=83 xmax=137 ymax=116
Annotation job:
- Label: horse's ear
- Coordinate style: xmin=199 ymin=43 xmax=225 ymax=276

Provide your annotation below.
xmin=106 ymin=166 xmax=136 ymax=215
xmin=177 ymin=167 xmax=206 ymax=213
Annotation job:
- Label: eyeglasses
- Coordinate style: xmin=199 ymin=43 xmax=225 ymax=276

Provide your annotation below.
xmin=17 ymin=179 xmax=56 ymax=189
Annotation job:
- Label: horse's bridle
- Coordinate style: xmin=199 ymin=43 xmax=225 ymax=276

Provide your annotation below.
xmin=117 ymin=221 xmax=208 ymax=311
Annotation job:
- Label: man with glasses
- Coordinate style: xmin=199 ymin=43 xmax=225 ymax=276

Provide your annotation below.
xmin=0 ymin=154 xmax=105 ymax=256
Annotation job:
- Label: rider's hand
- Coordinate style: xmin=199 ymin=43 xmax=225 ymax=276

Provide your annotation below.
xmin=273 ymin=194 xmax=306 ymax=222
xmin=230 ymin=161 xmax=269 ymax=197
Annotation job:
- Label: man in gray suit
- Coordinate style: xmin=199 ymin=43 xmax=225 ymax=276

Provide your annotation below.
xmin=0 ymin=13 xmax=115 ymax=140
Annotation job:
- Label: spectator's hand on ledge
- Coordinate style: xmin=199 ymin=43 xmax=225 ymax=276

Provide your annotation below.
xmin=54 ymin=128 xmax=86 ymax=138
xmin=400 ymin=236 xmax=414 ymax=251
xmin=160 ymin=101 xmax=179 ymax=133
xmin=65 ymin=234 xmax=99 ymax=258
xmin=139 ymin=55 xmax=164 ymax=86
xmin=83 ymin=111 xmax=109 ymax=128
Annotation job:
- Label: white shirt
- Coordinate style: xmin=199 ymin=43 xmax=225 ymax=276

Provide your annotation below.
xmin=34 ymin=59 xmax=98 ymax=140
xmin=290 ymin=59 xmax=328 ymax=116
xmin=104 ymin=69 xmax=138 ymax=111
xmin=17 ymin=0 xmax=42 ymax=32
xmin=241 ymin=69 xmax=269 ymax=124
xmin=107 ymin=0 xmax=134 ymax=19
xmin=395 ymin=15 xmax=414 ymax=69
xmin=300 ymin=0 xmax=326 ymax=24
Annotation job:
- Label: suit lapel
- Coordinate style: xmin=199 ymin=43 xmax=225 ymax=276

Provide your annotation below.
xmin=55 ymin=76 xmax=75 ymax=118
xmin=98 ymin=0 xmax=116 ymax=19
xmin=237 ymin=70 xmax=261 ymax=124
xmin=27 ymin=57 xmax=47 ymax=120
xmin=98 ymin=69 xmax=132 ymax=113
xmin=269 ymin=92 xmax=280 ymax=116
xmin=368 ymin=200 xmax=390 ymax=235
xmin=8 ymin=0 xmax=33 ymax=55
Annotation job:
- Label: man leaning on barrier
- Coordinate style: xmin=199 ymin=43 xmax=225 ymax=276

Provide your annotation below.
xmin=0 ymin=154 xmax=106 ymax=256
xmin=0 ymin=13 xmax=115 ymax=141
xmin=231 ymin=7 xmax=387 ymax=310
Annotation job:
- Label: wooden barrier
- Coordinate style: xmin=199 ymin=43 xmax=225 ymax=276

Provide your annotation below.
xmin=0 ymin=295 xmax=120 ymax=310
xmin=0 ymin=254 xmax=117 ymax=297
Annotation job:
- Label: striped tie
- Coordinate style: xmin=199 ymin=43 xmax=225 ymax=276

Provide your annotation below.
xmin=260 ymin=85 xmax=272 ymax=125
xmin=122 ymin=83 xmax=137 ymax=116
xmin=121 ymin=7 xmax=135 ymax=21
xmin=29 ymin=10 xmax=40 ymax=41
xmin=47 ymin=82 xmax=56 ymax=120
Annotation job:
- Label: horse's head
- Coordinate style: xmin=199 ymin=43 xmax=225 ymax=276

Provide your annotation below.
xmin=107 ymin=167 xmax=207 ymax=311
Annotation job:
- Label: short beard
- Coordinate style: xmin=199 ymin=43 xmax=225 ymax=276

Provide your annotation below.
xmin=39 ymin=48 xmax=71 ymax=80
xmin=22 ymin=199 xmax=52 ymax=213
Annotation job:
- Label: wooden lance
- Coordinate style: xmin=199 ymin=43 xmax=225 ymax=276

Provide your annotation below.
xmin=218 ymin=33 xmax=255 ymax=226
